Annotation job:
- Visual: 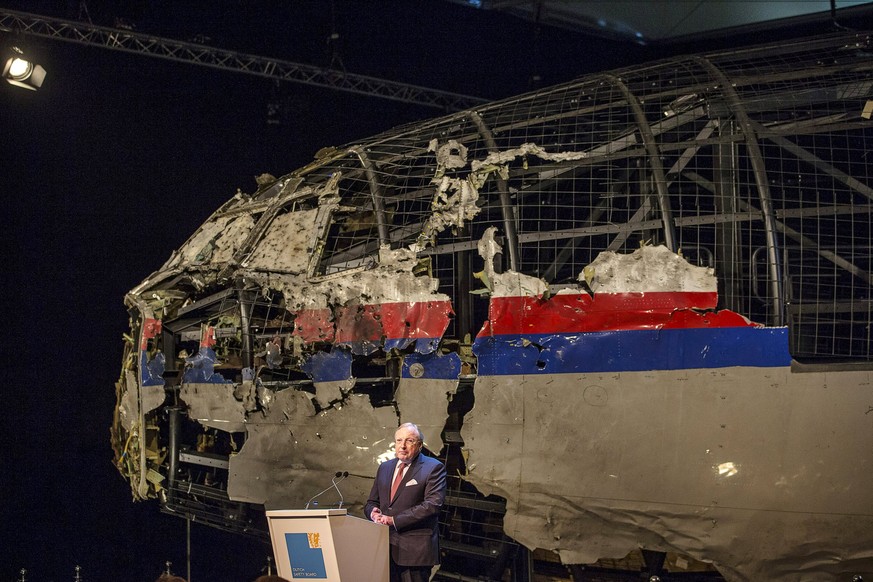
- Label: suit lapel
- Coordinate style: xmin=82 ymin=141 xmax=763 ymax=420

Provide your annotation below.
xmin=389 ymin=455 xmax=420 ymax=506
xmin=404 ymin=455 xmax=422 ymax=485
xmin=385 ymin=458 xmax=400 ymax=490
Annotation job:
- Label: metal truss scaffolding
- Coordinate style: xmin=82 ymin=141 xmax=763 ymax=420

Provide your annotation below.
xmin=0 ymin=8 xmax=487 ymax=111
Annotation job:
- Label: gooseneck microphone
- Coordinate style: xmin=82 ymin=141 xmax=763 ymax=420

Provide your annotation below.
xmin=305 ymin=471 xmax=349 ymax=510
xmin=333 ymin=471 xmax=349 ymax=509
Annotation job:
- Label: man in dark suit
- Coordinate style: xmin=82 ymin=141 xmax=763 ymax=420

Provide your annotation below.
xmin=365 ymin=422 xmax=447 ymax=582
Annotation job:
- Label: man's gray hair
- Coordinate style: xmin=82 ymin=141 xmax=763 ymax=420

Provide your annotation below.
xmin=398 ymin=422 xmax=424 ymax=442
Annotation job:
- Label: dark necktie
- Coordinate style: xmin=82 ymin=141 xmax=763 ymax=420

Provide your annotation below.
xmin=390 ymin=463 xmax=407 ymax=501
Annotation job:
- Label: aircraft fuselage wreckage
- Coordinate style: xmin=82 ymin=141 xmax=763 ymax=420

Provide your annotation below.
xmin=113 ymin=31 xmax=873 ymax=581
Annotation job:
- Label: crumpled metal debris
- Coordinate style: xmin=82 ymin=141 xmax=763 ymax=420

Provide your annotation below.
xmin=463 ymin=242 xmax=872 ymax=581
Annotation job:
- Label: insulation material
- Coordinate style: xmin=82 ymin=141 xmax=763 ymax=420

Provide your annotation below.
xmin=470 ymin=142 xmax=588 ymax=171
xmin=245 ymin=247 xmax=446 ymax=313
xmin=227 ymin=391 xmax=397 ymax=510
xmin=420 ymin=175 xmax=482 ymax=241
xmin=419 ymin=142 xmax=590 ymax=246
xmin=477 ymin=227 xmax=548 ymax=298
xmin=432 ymin=140 xmax=590 ymax=176
xmin=417 ymin=140 xmax=489 ymax=244
xmin=463 ymin=367 xmax=873 ymax=581
xmin=582 ymin=245 xmax=717 ymax=293
xmin=429 ymin=138 xmax=468 ymax=174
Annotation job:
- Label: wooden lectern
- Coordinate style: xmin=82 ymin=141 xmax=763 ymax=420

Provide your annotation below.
xmin=266 ymin=509 xmax=389 ymax=581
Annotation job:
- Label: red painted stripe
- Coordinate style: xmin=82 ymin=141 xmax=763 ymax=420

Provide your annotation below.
xmin=140 ymin=318 xmax=162 ymax=350
xmin=289 ymin=293 xmax=746 ymax=344
xmin=479 ymin=292 xmax=754 ymax=336
xmin=293 ymin=308 xmax=335 ymax=343
xmin=293 ymin=301 xmax=454 ymax=344
xmin=200 ymin=325 xmax=217 ymax=348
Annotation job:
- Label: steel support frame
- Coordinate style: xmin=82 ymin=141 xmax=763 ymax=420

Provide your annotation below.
xmin=0 ymin=8 xmax=487 ymax=111
xmin=694 ymin=55 xmax=786 ymax=325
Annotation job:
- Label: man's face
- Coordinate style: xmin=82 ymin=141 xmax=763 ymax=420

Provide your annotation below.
xmin=394 ymin=427 xmax=422 ymax=463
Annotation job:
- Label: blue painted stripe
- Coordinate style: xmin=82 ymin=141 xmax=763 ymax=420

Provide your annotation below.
xmin=473 ymin=327 xmax=791 ymax=375
xmin=401 ymin=351 xmax=462 ymax=380
xmin=140 ymin=351 xmax=166 ymax=386
xmin=301 ymin=348 xmax=353 ymax=383
xmin=182 ymin=347 xmax=231 ymax=384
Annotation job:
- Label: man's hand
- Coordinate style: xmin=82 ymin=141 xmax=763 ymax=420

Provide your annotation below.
xmin=369 ymin=508 xmax=395 ymax=526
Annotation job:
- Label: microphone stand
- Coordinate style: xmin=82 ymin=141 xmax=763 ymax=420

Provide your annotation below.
xmin=333 ymin=471 xmax=349 ymax=509
xmin=305 ymin=472 xmax=349 ymax=509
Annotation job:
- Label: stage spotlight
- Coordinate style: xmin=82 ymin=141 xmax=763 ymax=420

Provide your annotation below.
xmin=3 ymin=48 xmax=46 ymax=91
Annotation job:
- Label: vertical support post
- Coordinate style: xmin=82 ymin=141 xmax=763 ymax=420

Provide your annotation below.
xmin=641 ymin=549 xmax=666 ymax=577
xmin=236 ymin=284 xmax=253 ymax=370
xmin=167 ymin=405 xmax=184 ymax=502
xmin=468 ymin=110 xmax=520 ymax=271
xmin=605 ymin=74 xmax=677 ymax=252
xmin=351 ymin=146 xmax=390 ymax=246
xmin=162 ymin=327 xmax=177 ymax=372
xmin=455 ymin=227 xmax=473 ymax=339
xmin=714 ymin=120 xmax=744 ymax=314
xmin=694 ymin=56 xmax=784 ymax=325
xmin=511 ymin=546 xmax=533 ymax=582
xmin=187 ymin=517 xmax=192 ymax=582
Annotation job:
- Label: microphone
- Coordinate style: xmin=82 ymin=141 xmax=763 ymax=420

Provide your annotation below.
xmin=333 ymin=471 xmax=349 ymax=509
xmin=305 ymin=471 xmax=349 ymax=510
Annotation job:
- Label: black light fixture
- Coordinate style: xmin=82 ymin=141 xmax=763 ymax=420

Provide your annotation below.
xmin=3 ymin=47 xmax=46 ymax=91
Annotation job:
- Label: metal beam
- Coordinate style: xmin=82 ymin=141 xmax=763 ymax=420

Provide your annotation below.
xmin=683 ymin=170 xmax=872 ymax=286
xmin=694 ymin=55 xmax=786 ymax=325
xmin=605 ymin=74 xmax=677 ymax=251
xmin=469 ymin=110 xmax=520 ymax=271
xmin=0 ymin=9 xmax=487 ymax=111
xmin=761 ymin=130 xmax=873 ymax=203
xmin=737 ymin=200 xmax=872 ymax=286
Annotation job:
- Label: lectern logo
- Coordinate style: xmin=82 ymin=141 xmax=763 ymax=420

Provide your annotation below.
xmin=285 ymin=532 xmax=327 ymax=579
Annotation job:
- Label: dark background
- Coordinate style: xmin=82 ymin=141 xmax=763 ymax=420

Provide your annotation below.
xmin=1 ymin=2 xmax=868 ymax=580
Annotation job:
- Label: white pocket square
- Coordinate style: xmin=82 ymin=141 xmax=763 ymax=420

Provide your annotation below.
xmin=406 ymin=479 xmax=418 ymax=486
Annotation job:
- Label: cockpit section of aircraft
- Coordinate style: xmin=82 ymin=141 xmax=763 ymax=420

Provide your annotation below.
xmin=113 ymin=31 xmax=873 ymax=581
